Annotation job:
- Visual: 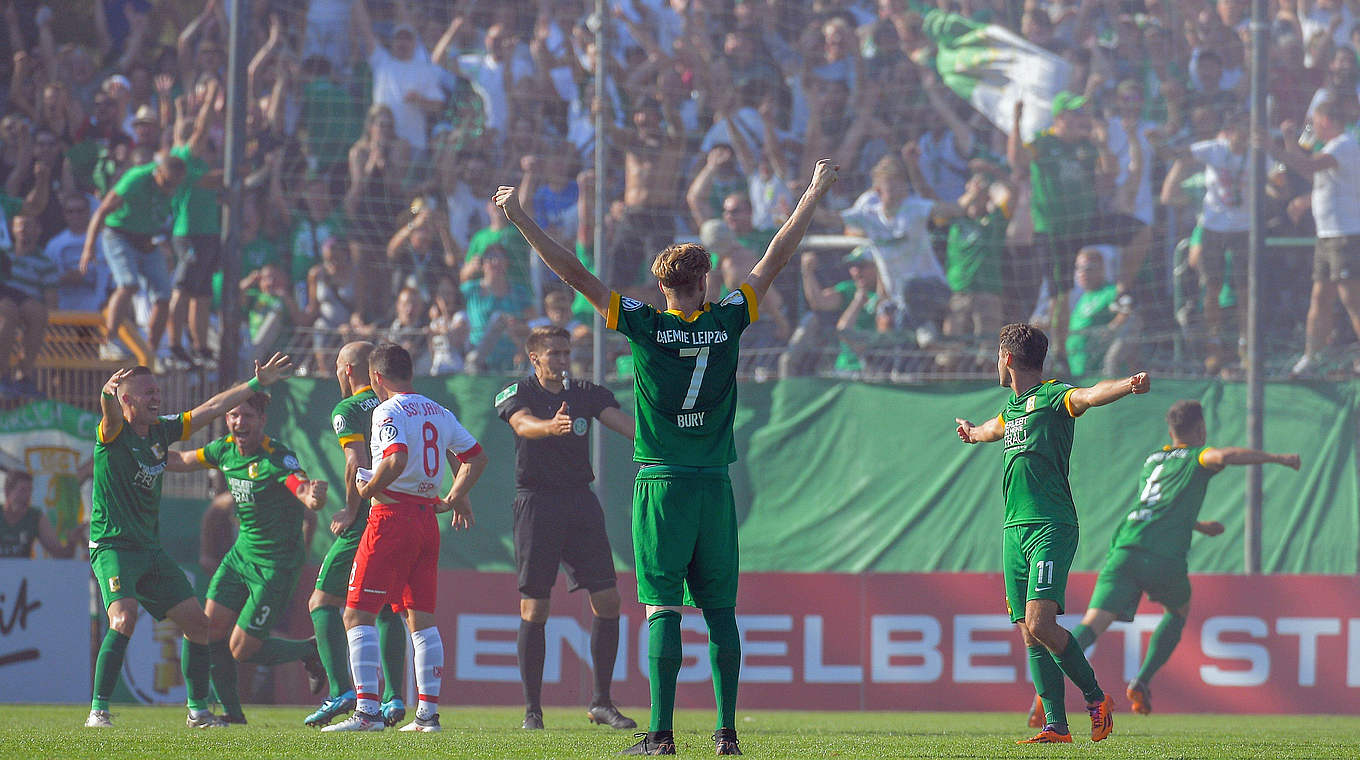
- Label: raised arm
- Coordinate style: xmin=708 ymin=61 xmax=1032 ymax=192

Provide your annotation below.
xmin=165 ymin=448 xmax=207 ymax=473
xmin=956 ymin=415 xmax=1005 ymax=444
xmin=598 ymin=406 xmax=635 ymax=439
xmin=744 ymin=159 xmax=839 ymax=302
xmin=1277 ymin=120 xmax=1339 ymax=175
xmin=97 ymin=368 xmax=136 ymax=443
xmin=351 ymin=0 xmax=378 ymax=59
xmin=1199 ymin=448 xmax=1302 ymax=470
xmin=1064 ymin=372 xmax=1151 ymax=417
xmin=494 ymin=185 xmax=611 ymax=314
xmin=507 ymin=403 xmax=574 ymax=439
xmin=1007 ymin=100 xmax=1029 ymax=175
xmin=186 ymin=353 xmax=294 ymax=433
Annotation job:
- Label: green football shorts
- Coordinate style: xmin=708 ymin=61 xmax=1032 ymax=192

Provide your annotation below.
xmin=632 ymin=465 xmax=738 ymax=609
xmin=1087 ymin=546 xmax=1192 ymax=621
xmin=207 ymin=547 xmax=303 ymax=636
xmin=315 ymin=528 xmax=363 ymax=598
xmin=91 ymin=543 xmax=196 ymax=620
xmin=1002 ymin=522 xmax=1078 ymax=623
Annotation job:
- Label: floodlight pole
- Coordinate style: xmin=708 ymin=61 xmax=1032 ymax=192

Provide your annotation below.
xmin=219 ymin=0 xmax=250 ymax=387
xmin=1245 ymin=0 xmax=1268 ymax=574
xmin=590 ymin=0 xmax=609 ymax=506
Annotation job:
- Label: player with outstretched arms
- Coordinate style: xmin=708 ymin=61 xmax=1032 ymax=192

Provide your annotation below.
xmin=304 ymin=341 xmax=410 ymax=728
xmin=956 ymin=323 xmax=1147 ymax=744
xmin=495 ymin=159 xmax=838 ymax=756
xmin=323 ymin=343 xmax=489 ymax=734
xmin=1022 ymin=399 xmax=1300 ymax=723
xmin=85 ymin=353 xmax=295 ymax=729
xmin=165 ymin=391 xmax=331 ymax=723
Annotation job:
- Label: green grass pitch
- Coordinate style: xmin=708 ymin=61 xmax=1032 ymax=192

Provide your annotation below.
xmin=4 ymin=706 xmax=1358 ymax=759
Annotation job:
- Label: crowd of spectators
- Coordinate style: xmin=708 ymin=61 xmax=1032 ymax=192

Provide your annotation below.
xmin=2 ymin=0 xmax=1360 ymax=396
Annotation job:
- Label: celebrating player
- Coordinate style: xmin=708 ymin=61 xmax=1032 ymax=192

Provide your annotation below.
xmin=495 ymin=159 xmax=838 ymax=756
xmin=1027 ymin=399 xmax=1300 ymax=721
xmin=323 ymin=343 xmax=489 ymax=733
xmin=166 ymin=392 xmax=330 ymax=723
xmin=495 ymin=326 xmax=637 ymax=731
xmin=304 ymin=342 xmax=410 ymax=728
xmin=956 ymin=324 xmax=1147 ymax=744
xmin=86 ymin=354 xmax=294 ymax=729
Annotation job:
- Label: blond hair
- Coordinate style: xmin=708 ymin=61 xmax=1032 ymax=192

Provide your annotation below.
xmin=651 ymin=243 xmax=712 ymax=291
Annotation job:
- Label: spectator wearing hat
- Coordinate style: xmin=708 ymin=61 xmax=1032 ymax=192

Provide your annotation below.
xmin=129 ymin=105 xmax=162 ymax=150
xmin=1008 ymin=94 xmax=1117 ymax=372
xmin=353 ymin=0 xmax=447 ymax=155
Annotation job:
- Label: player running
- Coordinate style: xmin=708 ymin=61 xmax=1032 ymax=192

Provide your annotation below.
xmin=495 ymin=159 xmax=838 ymax=756
xmin=304 ymin=341 xmax=409 ymax=728
xmin=496 ymin=326 xmax=637 ymax=731
xmin=323 ymin=343 xmax=489 ymax=733
xmin=956 ymin=323 xmax=1147 ymax=744
xmin=166 ymin=392 xmax=331 ymax=723
xmin=86 ymin=354 xmax=294 ymax=729
xmin=1024 ymin=399 xmax=1300 ymax=723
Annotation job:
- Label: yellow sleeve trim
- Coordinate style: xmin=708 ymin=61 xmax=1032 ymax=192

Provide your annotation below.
xmin=1062 ymin=388 xmax=1084 ymax=418
xmin=97 ymin=421 xmax=123 ymax=444
xmin=1198 ymin=448 xmax=1219 ymax=469
xmin=605 ymin=291 xmax=621 ymax=331
xmin=194 ymin=448 xmax=208 ymax=465
xmin=180 ymin=412 xmax=193 ymax=441
xmin=996 ymin=413 xmax=1004 ymax=427
xmin=337 ymin=433 xmax=364 ymax=447
xmin=739 ymin=283 xmax=759 ymax=324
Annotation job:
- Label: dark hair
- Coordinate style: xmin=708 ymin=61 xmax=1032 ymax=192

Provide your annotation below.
xmin=5 ymin=470 xmax=33 ymax=486
xmin=370 ymin=342 xmax=414 ymax=382
xmin=526 ymin=325 xmax=570 ymax=354
xmin=1166 ymin=400 xmax=1205 ymax=438
xmin=129 ymin=365 xmax=153 ymax=377
xmin=999 ymin=323 xmax=1048 ymax=371
xmin=244 ymin=392 xmax=270 ymax=414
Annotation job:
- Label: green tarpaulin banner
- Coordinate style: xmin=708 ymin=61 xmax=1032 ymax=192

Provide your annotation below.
xmin=233 ymin=377 xmax=1359 ymax=576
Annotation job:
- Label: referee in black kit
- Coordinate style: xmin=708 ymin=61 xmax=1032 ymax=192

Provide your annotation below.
xmin=495 ymin=325 xmax=637 ymax=731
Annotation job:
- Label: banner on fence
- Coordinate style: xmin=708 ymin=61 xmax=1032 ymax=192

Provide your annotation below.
xmin=0 ymin=559 xmax=92 ymax=703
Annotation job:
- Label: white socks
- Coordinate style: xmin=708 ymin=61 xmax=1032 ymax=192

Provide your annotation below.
xmin=346 ymin=625 xmax=381 ymax=715
xmin=410 ymin=626 xmax=444 ymax=720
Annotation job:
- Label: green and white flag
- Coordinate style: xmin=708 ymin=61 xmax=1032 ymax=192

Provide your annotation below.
xmin=924 ymin=9 xmax=1071 ymax=140
xmin=0 ymin=400 xmax=97 ymax=556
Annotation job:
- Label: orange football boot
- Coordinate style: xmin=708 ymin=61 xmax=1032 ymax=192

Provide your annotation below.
xmin=1126 ymin=681 xmax=1152 ymax=715
xmin=1017 ymin=728 xmax=1073 ymax=744
xmin=1087 ymin=694 xmax=1115 ymax=741
xmin=1027 ymin=695 xmax=1044 ymax=728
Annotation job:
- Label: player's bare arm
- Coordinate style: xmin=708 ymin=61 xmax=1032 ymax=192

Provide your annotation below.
xmin=956 ymin=415 xmax=1004 ymax=444
xmin=508 ymin=403 xmax=574 ymax=439
xmin=295 ymin=478 xmax=329 ymax=511
xmin=598 ymin=406 xmax=635 ymax=439
xmin=1194 ymin=521 xmax=1227 ymax=536
xmin=1064 ymin=371 xmax=1151 ymax=417
xmin=440 ymin=446 xmax=488 ymax=530
xmin=187 ymin=353 xmax=295 ymax=434
xmin=98 ymin=368 xmax=136 ymax=442
xmin=745 ymin=159 xmax=839 ymax=302
xmin=494 ymin=185 xmax=611 ymax=314
xmin=356 ymin=446 xmax=406 ymax=501
xmin=1199 ymin=447 xmax=1302 ymax=471
xmin=165 ymin=449 xmax=206 ymax=472
xmin=331 ymin=441 xmax=367 ymax=534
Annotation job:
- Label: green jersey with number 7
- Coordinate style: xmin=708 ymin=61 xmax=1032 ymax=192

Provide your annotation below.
xmin=605 ymin=285 xmax=759 ymax=467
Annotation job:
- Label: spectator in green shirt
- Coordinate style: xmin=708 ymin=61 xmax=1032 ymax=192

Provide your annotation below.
xmin=937 ymin=172 xmax=1012 ymax=370
xmin=1067 ymin=248 xmax=1140 ymax=379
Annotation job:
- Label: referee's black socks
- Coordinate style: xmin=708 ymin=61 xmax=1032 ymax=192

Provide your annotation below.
xmin=591 ymin=616 xmax=621 ymax=705
xmin=518 ymin=618 xmax=546 ymax=712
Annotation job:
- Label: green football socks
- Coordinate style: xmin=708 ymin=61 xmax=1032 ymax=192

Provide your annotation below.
xmin=1051 ymin=629 xmax=1104 ymax=704
xmin=243 ymin=636 xmax=314 ymax=666
xmin=1136 ymin=611 xmax=1186 ymax=685
xmin=91 ymin=629 xmax=129 ymax=712
xmin=377 ymin=607 xmax=408 ymax=702
xmin=1028 ymin=644 xmax=1067 ymax=730
xmin=647 ymin=610 xmax=682 ymax=732
xmin=181 ymin=639 xmax=212 ymax=711
xmin=703 ymin=607 xmax=741 ymax=730
xmin=310 ymin=606 xmax=352 ymax=697
xmin=1071 ymin=623 xmax=1097 ymax=650
xmin=208 ymin=640 xmax=243 ymax=718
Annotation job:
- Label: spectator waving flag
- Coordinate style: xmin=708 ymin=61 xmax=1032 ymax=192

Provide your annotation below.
xmin=923 ymin=9 xmax=1071 ymax=140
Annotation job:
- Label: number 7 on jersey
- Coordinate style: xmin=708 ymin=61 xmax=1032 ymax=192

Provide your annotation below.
xmin=678 ymin=347 xmax=710 ymax=410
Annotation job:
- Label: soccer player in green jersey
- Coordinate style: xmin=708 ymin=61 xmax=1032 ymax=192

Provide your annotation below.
xmin=166 ymin=392 xmax=331 ymax=723
xmin=955 ymin=323 xmax=1148 ymax=744
xmin=302 ymin=341 xmax=409 ymax=728
xmin=1058 ymin=399 xmax=1300 ymax=717
xmin=86 ymin=353 xmax=294 ymax=729
xmin=495 ymin=159 xmax=839 ymax=756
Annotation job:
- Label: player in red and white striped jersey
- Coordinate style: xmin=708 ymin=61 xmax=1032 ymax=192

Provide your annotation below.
xmin=323 ymin=343 xmax=488 ymax=734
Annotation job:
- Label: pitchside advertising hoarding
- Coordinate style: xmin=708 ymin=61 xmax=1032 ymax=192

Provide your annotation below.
xmin=0 ymin=560 xmax=91 ymax=703
xmin=265 ymin=570 xmax=1360 ymax=713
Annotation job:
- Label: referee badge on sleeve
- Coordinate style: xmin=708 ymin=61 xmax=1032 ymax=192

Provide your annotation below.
xmin=495 ymin=383 xmax=518 ymax=406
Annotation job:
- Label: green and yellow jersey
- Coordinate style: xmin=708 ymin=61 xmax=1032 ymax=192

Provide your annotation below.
xmin=196 ymin=435 xmax=308 ymax=567
xmin=606 ymin=285 xmax=758 ymax=467
xmin=90 ymin=412 xmax=192 ymax=549
xmin=1111 ymin=444 xmax=1221 ymax=561
xmin=999 ymin=380 xmax=1082 ymax=527
xmin=330 ymin=385 xmax=380 ymax=537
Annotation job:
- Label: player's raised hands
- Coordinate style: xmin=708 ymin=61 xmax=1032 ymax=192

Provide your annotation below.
xmin=102 ymin=367 xmax=138 ymax=397
xmin=253 ymin=352 xmax=294 ymax=386
xmin=550 ymin=402 xmax=573 ymax=436
xmin=1127 ymin=371 xmax=1150 ymax=395
xmin=807 ymin=159 xmax=839 ymax=198
xmin=493 ymin=186 xmax=526 ymax=223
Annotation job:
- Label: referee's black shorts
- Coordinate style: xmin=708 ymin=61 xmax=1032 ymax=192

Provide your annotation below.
xmin=513 ymin=486 xmax=618 ymax=599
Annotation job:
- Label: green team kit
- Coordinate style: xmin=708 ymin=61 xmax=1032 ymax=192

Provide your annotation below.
xmin=195 ymin=435 xmax=308 ymax=635
xmin=606 ymin=285 xmax=758 ymax=608
xmin=999 ymin=380 xmax=1082 ymax=622
xmin=1088 ymin=445 xmax=1221 ymax=619
xmin=315 ymin=384 xmax=382 ymax=597
xmin=89 ymin=412 xmax=197 ymax=618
